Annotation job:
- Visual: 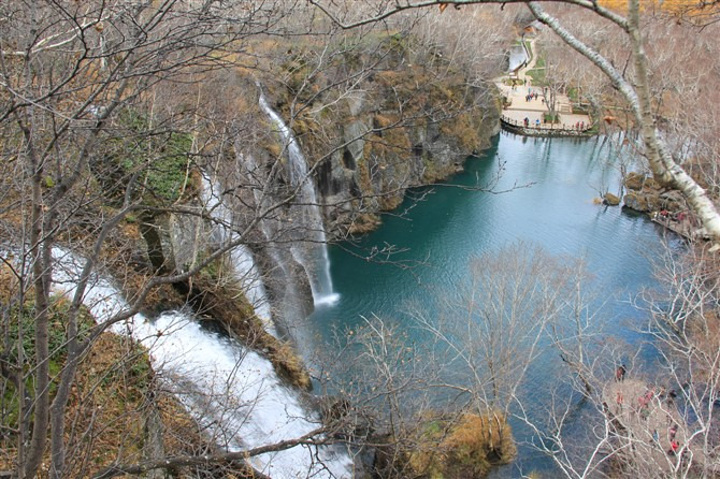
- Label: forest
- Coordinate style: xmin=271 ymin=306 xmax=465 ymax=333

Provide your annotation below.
xmin=1 ymin=1 xmax=720 ymax=478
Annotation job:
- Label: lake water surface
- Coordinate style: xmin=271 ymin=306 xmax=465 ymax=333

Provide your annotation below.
xmin=306 ymin=131 xmax=676 ymax=476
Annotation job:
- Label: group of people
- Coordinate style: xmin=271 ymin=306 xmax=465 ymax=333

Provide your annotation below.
xmin=652 ymin=209 xmax=701 ymax=240
xmin=614 ymin=365 xmax=686 ymax=456
xmin=649 ymin=424 xmax=681 ymax=456
xmin=611 ymin=364 xmax=692 ymax=462
xmin=666 ymin=424 xmax=681 ymax=455
xmin=654 ymin=209 xmax=693 ymax=224
xmin=517 ymin=117 xmax=591 ymax=131
xmin=637 ymin=387 xmax=656 ymax=420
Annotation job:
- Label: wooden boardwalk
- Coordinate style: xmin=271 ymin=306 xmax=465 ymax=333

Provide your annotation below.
xmin=496 ymin=37 xmax=593 ymax=136
xmin=500 ymin=115 xmax=593 ymax=137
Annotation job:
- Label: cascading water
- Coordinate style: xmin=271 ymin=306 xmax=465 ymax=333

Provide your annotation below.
xmin=239 ymin=150 xmax=317 ymax=340
xmin=50 ymin=248 xmax=353 ymax=478
xmin=258 ymin=92 xmax=339 ymax=307
xmin=201 ymin=175 xmax=275 ymax=334
xmin=241 ymin=151 xmax=291 ymax=274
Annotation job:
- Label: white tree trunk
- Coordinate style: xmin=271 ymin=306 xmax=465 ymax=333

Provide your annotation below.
xmin=528 ymin=1 xmax=720 ymax=245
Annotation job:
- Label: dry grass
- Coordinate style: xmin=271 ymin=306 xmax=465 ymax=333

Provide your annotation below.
xmin=68 ymin=332 xmax=264 ymax=478
xmin=181 ymin=274 xmax=312 ymax=390
xmin=0 ymin=261 xmax=20 ymax=304
xmin=63 ymin=334 xmax=150 ymax=476
xmin=406 ymin=409 xmax=517 ymax=479
xmin=0 ymin=330 xmax=213 ymax=478
xmin=443 ymin=411 xmax=517 ymax=463
xmin=599 ymin=0 xmax=720 ymax=14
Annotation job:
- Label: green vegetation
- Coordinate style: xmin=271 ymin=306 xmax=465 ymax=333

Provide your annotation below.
xmin=512 ymin=38 xmax=532 ymax=55
xmin=2 ymin=296 xmax=93 ymax=426
xmin=525 ymin=40 xmax=546 ymax=84
xmin=1 ymin=292 xmax=179 ymax=475
xmin=572 ymin=103 xmax=592 ymax=115
xmin=525 ymin=66 xmax=546 ymax=85
xmin=6 ymin=296 xmax=92 ymax=367
xmin=567 ymin=86 xmax=581 ymax=102
xmin=503 ymin=77 xmax=525 ymax=87
xmin=543 ymin=112 xmax=561 ymax=123
xmin=101 ymin=109 xmax=193 ymax=205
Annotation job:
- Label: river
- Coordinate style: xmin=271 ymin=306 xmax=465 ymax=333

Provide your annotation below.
xmin=305 ymin=131 xmax=679 ymax=477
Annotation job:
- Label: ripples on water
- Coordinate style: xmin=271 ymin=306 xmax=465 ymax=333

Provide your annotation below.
xmin=308 ymin=132 xmax=681 ymax=477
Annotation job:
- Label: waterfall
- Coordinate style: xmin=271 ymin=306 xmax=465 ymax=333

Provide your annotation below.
xmin=258 ymin=93 xmax=339 ymax=307
xmin=240 ymin=151 xmax=318 ymax=340
xmin=50 ymin=248 xmax=352 ymax=478
xmin=201 ymin=175 xmax=275 ymax=334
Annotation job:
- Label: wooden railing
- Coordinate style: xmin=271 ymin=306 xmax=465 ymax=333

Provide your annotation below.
xmin=500 ymin=115 xmax=593 ymax=134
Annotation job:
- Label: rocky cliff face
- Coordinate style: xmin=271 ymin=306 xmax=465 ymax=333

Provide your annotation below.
xmin=130 ymin=34 xmax=502 ymax=339
xmin=261 ymin=38 xmax=501 ymax=236
xmin=296 ymin=75 xmax=499 ymax=236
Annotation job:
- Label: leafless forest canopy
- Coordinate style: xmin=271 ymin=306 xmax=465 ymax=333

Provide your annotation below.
xmin=1 ymin=1 xmax=720 ymax=478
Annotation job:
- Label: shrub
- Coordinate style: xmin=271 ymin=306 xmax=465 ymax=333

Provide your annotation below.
xmin=405 ymin=409 xmax=517 ymax=479
xmin=99 ymin=108 xmax=193 ymax=205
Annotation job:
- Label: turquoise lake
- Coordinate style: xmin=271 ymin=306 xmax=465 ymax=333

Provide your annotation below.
xmin=305 ymin=130 xmax=679 ymax=476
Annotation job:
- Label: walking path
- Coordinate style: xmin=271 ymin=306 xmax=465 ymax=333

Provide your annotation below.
xmin=496 ymin=38 xmax=593 ymax=135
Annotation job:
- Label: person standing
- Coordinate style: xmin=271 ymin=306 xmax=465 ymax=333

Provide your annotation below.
xmin=616 ymin=364 xmax=626 ymax=382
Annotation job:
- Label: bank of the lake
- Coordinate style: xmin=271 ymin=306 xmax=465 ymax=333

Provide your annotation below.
xmin=305 ymin=131 xmax=680 ymax=477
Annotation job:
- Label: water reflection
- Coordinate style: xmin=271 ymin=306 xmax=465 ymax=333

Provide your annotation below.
xmin=307 ymin=131 xmax=679 ymax=477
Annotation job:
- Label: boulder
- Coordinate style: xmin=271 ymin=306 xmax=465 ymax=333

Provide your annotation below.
xmin=624 ymin=172 xmax=660 ymax=191
xmin=622 ymin=172 xmax=686 ymax=214
xmin=659 ymin=189 xmax=684 ymax=210
xmin=624 ymin=172 xmax=646 ymax=191
xmin=603 ymin=192 xmax=620 ymax=206
xmin=623 ymin=191 xmax=663 ymax=213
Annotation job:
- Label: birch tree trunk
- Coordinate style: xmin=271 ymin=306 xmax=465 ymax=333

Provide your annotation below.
xmin=528 ymin=0 xmax=720 ymax=246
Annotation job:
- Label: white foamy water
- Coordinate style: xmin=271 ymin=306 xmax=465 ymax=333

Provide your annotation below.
xmin=201 ymin=175 xmax=275 ymax=335
xmin=50 ymin=248 xmax=352 ymax=478
xmin=258 ymin=93 xmax=339 ymax=307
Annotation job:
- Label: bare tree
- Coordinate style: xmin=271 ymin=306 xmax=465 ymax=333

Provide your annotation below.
xmin=0 ymin=1 xmax=346 ymax=477
xmin=639 ymin=244 xmax=720 ymax=476
xmin=310 ymin=243 xmax=588 ymax=477
xmin=309 ymin=0 xmax=720 ymax=246
xmin=411 ymin=243 xmax=568 ymax=410
xmin=479 ymin=240 xmax=720 ymax=479
xmin=1 ymin=1 xmax=511 ymax=477
xmin=6 ymin=0 xmax=719 ymax=477
xmin=528 ymin=1 xmax=720 ymax=243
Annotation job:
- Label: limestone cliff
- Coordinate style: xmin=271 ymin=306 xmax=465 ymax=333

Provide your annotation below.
xmin=113 ymin=33 xmax=502 ymax=342
xmin=259 ymin=35 xmax=501 ymax=236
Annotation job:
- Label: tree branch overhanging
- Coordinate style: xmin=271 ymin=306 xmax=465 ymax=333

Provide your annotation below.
xmin=527 ymin=1 xmax=720 ymax=245
xmin=307 ymin=0 xmax=627 ymax=31
xmin=91 ymin=427 xmax=328 ymax=479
